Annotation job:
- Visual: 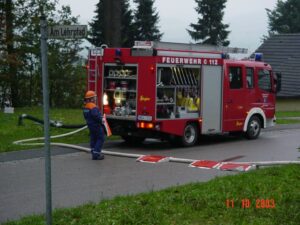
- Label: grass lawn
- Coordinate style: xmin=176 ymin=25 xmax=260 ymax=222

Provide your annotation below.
xmin=276 ymin=98 xmax=300 ymax=112
xmin=275 ymin=111 xmax=300 ymax=124
xmin=3 ymin=164 xmax=300 ymax=225
xmin=0 ymin=107 xmax=118 ymax=153
xmin=275 ymin=99 xmax=300 ymax=124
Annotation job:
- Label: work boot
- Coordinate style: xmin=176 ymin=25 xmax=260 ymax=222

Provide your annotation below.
xmin=92 ymin=153 xmax=104 ymax=160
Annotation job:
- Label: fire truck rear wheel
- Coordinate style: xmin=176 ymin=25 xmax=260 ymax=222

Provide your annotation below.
xmin=245 ymin=116 xmax=261 ymax=139
xmin=181 ymin=123 xmax=199 ymax=147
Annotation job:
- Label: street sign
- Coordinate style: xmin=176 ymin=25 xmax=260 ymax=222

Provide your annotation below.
xmin=48 ymin=25 xmax=87 ymax=39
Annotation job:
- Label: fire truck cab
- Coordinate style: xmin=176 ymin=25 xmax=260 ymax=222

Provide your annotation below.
xmin=87 ymin=41 xmax=277 ymax=146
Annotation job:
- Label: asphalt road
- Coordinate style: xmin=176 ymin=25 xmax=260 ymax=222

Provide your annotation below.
xmin=0 ymin=125 xmax=299 ymax=223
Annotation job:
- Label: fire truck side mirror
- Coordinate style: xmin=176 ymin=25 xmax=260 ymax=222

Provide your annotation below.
xmin=273 ymin=72 xmax=282 ymax=93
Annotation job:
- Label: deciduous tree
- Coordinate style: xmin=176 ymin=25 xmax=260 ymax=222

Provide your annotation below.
xmin=0 ymin=0 xmax=85 ymax=107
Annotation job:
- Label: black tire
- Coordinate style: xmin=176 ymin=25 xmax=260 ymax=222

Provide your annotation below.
xmin=245 ymin=116 xmax=261 ymax=140
xmin=121 ymin=135 xmax=145 ymax=145
xmin=181 ymin=123 xmax=199 ymax=147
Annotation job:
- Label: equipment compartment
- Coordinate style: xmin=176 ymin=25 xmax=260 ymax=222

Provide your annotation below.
xmin=103 ymin=65 xmax=137 ymax=117
xmin=156 ymin=66 xmax=201 ymax=119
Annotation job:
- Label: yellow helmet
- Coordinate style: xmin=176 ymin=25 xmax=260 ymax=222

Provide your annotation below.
xmin=84 ymin=90 xmax=97 ymax=99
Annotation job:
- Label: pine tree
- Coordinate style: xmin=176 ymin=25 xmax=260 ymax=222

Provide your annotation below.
xmin=266 ymin=0 xmax=300 ymax=34
xmin=187 ymin=0 xmax=230 ymax=46
xmin=121 ymin=0 xmax=135 ymax=47
xmin=88 ymin=0 xmax=134 ymax=47
xmin=133 ymin=0 xmax=163 ymax=41
xmin=88 ymin=0 xmax=105 ymax=46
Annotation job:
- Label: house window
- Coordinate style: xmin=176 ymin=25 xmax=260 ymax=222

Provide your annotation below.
xmin=229 ymin=67 xmax=243 ymax=89
xmin=258 ymin=69 xmax=272 ymax=92
xmin=246 ymin=67 xmax=254 ymax=88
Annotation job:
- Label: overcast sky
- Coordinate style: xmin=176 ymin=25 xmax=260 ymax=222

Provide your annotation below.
xmin=59 ymin=0 xmax=278 ymax=55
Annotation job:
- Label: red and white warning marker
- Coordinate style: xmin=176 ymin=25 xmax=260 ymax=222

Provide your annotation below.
xmin=137 ymin=155 xmax=253 ymax=171
xmin=189 ymin=160 xmax=221 ymax=169
xmin=28 ymin=135 xmax=297 ymax=172
xmin=217 ymin=163 xmax=253 ymax=172
xmin=189 ymin=160 xmax=253 ymax=172
xmin=137 ymin=155 xmax=169 ymax=163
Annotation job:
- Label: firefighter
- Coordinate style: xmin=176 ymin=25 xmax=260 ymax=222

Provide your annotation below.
xmin=83 ymin=90 xmax=105 ymax=160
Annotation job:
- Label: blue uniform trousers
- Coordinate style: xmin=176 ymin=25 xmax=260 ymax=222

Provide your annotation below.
xmin=90 ymin=127 xmax=105 ymax=158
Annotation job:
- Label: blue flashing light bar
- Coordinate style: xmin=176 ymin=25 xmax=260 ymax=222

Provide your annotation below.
xmin=115 ymin=48 xmax=122 ymax=57
xmin=254 ymin=53 xmax=263 ymax=61
xmin=221 ymin=53 xmax=230 ymax=59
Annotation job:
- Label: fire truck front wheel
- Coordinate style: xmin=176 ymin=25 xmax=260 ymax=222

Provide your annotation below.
xmin=245 ymin=116 xmax=261 ymax=140
xmin=181 ymin=123 xmax=199 ymax=147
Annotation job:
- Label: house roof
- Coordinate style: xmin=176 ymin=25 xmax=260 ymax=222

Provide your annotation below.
xmin=256 ymin=33 xmax=300 ymax=97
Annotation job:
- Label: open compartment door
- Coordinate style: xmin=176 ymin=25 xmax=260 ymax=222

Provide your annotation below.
xmin=201 ymin=65 xmax=223 ymax=134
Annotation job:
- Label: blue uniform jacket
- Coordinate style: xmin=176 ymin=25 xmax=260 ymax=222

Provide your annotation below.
xmin=83 ymin=102 xmax=103 ymax=131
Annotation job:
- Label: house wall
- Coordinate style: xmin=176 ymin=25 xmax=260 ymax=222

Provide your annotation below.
xmin=256 ymin=34 xmax=300 ymax=98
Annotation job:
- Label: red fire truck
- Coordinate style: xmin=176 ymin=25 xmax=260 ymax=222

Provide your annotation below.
xmin=87 ymin=41 xmax=278 ymax=146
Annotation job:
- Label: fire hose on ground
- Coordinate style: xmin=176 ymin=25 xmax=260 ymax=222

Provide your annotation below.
xmin=14 ymin=114 xmax=145 ymax=158
xmin=18 ymin=114 xmax=86 ymax=129
xmin=13 ymin=114 xmax=300 ymax=171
